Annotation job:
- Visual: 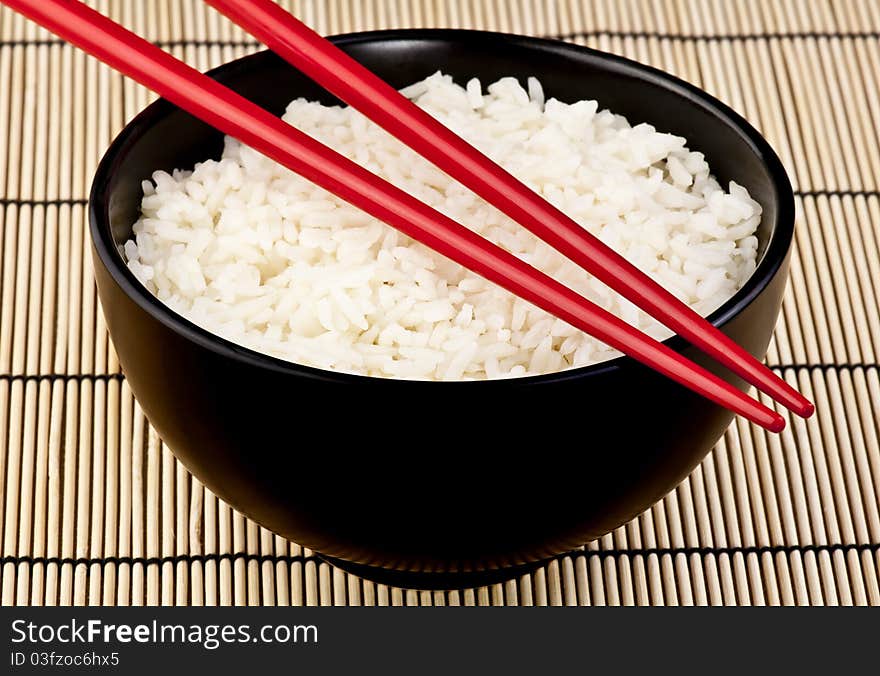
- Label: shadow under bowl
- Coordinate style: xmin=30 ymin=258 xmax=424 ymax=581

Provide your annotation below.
xmin=89 ymin=30 xmax=794 ymax=587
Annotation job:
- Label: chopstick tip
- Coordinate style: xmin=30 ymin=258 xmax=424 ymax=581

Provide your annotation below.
xmin=766 ymin=413 xmax=786 ymax=434
xmin=797 ymin=400 xmax=815 ymax=418
xmin=780 ymin=386 xmax=815 ymax=418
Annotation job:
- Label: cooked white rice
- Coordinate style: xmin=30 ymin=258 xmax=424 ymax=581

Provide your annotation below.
xmin=125 ymin=72 xmax=761 ymax=380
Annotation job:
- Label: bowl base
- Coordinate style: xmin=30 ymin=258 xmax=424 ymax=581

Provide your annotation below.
xmin=317 ymin=554 xmax=553 ymax=591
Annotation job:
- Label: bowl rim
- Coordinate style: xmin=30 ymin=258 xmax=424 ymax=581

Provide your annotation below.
xmin=89 ymin=28 xmax=795 ymax=387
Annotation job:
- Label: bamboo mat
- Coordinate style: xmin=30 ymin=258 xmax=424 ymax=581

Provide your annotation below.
xmin=0 ymin=0 xmax=879 ymax=606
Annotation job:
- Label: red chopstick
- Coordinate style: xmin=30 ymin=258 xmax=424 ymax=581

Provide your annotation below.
xmin=2 ymin=0 xmax=786 ymax=432
xmin=204 ymin=0 xmax=813 ymax=420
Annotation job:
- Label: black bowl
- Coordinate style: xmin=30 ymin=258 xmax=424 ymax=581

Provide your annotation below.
xmin=89 ymin=30 xmax=794 ymax=586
